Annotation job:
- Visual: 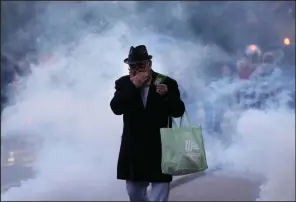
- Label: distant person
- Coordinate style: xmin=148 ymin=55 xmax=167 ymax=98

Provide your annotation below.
xmin=236 ymin=45 xmax=264 ymax=109
xmin=251 ymin=52 xmax=275 ymax=77
xmin=238 ymin=50 xmax=286 ymax=110
xmin=251 ymin=52 xmax=286 ymax=109
xmin=237 ymin=44 xmax=262 ymax=80
xmin=110 ymin=45 xmax=185 ymax=202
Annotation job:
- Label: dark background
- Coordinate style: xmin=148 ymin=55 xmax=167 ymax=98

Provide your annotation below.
xmin=1 ymin=1 xmax=294 ymax=61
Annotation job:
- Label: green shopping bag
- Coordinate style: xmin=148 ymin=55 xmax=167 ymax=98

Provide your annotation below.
xmin=160 ymin=111 xmax=208 ymax=176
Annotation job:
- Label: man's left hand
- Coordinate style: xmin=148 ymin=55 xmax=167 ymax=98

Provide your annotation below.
xmin=156 ymin=84 xmax=168 ymax=96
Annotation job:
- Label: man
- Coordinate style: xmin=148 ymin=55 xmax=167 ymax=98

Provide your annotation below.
xmin=235 ymin=45 xmax=263 ymax=109
xmin=237 ymin=44 xmax=262 ymax=80
xmin=250 ymin=51 xmax=284 ymax=109
xmin=110 ymin=45 xmax=185 ymax=201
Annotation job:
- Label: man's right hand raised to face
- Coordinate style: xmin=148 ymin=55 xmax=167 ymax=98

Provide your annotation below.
xmin=130 ymin=72 xmax=149 ymax=88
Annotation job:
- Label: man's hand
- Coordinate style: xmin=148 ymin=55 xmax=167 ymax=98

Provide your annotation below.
xmin=156 ymin=84 xmax=168 ymax=96
xmin=130 ymin=72 xmax=149 ymax=88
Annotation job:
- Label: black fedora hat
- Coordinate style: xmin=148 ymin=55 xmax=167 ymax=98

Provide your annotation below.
xmin=124 ymin=45 xmax=153 ymax=64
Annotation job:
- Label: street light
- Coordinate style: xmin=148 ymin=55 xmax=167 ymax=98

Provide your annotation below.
xmin=283 ymin=37 xmax=291 ymax=46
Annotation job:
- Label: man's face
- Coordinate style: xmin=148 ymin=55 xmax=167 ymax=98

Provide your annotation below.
xmin=128 ymin=60 xmax=151 ymax=76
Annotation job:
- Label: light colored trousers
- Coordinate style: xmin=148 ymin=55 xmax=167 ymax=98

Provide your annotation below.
xmin=126 ymin=180 xmax=170 ymax=201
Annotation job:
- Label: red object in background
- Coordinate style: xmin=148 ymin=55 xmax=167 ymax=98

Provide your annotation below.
xmin=237 ymin=59 xmax=254 ymax=80
xmin=238 ymin=68 xmax=253 ymax=80
xmin=27 ymin=119 xmax=31 ymax=125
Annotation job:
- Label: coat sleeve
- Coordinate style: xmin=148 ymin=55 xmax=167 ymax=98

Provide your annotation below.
xmin=110 ymin=77 xmax=139 ymax=115
xmin=164 ymin=79 xmax=185 ymax=118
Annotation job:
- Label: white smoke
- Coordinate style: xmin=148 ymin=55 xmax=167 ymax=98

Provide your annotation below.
xmin=1 ymin=2 xmax=295 ymax=201
xmin=203 ymin=77 xmax=295 ymax=201
xmin=218 ymin=109 xmax=295 ymax=201
xmin=1 ymin=18 xmax=208 ymax=201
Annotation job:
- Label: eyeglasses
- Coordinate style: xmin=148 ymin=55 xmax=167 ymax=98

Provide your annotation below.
xmin=128 ymin=62 xmax=147 ymax=72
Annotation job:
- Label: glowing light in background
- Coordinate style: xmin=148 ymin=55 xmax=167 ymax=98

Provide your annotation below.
xmin=27 ymin=120 xmax=32 ymax=125
xmin=283 ymin=37 xmax=291 ymax=46
xmin=249 ymin=44 xmax=258 ymax=51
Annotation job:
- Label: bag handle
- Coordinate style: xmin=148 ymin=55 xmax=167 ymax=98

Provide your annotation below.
xmin=167 ymin=117 xmax=178 ymax=128
xmin=167 ymin=110 xmax=192 ymax=128
xmin=179 ymin=110 xmax=193 ymax=128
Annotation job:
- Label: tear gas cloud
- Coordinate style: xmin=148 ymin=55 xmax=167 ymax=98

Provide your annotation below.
xmin=1 ymin=2 xmax=295 ymax=201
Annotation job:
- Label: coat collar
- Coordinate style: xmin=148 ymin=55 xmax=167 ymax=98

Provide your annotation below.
xmin=137 ymin=70 xmax=159 ymax=109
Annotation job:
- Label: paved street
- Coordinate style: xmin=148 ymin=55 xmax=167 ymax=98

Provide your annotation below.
xmin=2 ymin=166 xmax=261 ymax=201
xmin=170 ymin=171 xmax=261 ymax=201
xmin=1 ymin=165 xmax=35 ymax=193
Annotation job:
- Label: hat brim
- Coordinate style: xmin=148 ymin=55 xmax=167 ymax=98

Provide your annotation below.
xmin=124 ymin=55 xmax=153 ymax=64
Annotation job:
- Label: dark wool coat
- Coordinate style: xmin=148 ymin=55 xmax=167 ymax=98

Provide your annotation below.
xmin=110 ymin=71 xmax=185 ymax=182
